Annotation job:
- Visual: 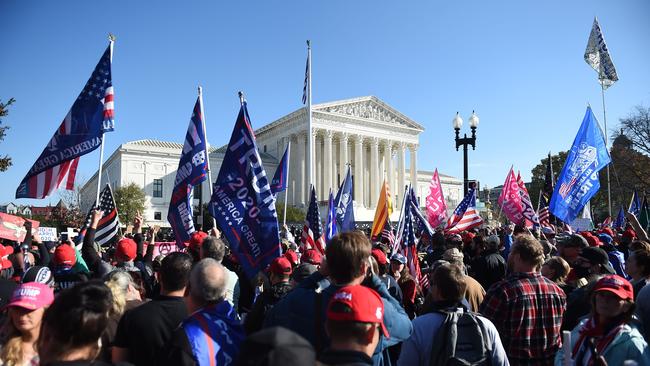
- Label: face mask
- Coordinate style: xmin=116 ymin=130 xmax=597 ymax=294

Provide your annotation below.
xmin=573 ymin=266 xmax=591 ymax=279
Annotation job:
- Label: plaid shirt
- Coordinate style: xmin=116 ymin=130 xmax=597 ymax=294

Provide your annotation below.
xmin=479 ymin=271 xmax=566 ymax=366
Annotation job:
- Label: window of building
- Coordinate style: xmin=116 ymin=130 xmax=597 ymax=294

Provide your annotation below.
xmin=193 ymin=182 xmax=202 ymax=200
xmin=153 ymin=179 xmax=163 ymax=198
xmin=154 ymin=212 xmax=161 ymax=220
xmin=264 ymin=145 xmax=267 ymax=153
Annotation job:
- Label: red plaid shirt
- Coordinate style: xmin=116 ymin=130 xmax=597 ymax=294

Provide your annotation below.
xmin=479 ymin=271 xmax=566 ymax=366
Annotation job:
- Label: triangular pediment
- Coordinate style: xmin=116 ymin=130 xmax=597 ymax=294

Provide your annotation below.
xmin=313 ymin=96 xmax=424 ymax=131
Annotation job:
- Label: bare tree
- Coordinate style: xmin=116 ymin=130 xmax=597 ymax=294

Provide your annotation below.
xmin=619 ymin=105 xmax=650 ymax=156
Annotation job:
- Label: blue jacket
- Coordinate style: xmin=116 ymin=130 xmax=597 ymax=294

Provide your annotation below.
xmin=555 ymin=318 xmax=650 ymax=366
xmin=264 ymin=272 xmax=413 ymax=366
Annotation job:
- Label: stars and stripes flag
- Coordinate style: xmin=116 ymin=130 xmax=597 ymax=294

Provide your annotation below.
xmin=302 ymin=185 xmax=325 ymax=254
xmin=302 ymin=41 xmax=310 ymax=105
xmin=537 ymin=191 xmax=552 ymax=230
xmin=445 ymin=188 xmax=483 ymax=234
xmin=399 ymin=193 xmax=427 ymax=290
xmin=16 ymin=43 xmax=115 ymax=199
xmin=77 ymin=184 xmax=120 ymax=247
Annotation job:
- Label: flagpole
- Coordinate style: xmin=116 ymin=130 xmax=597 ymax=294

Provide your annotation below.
xmin=306 ymin=40 xmax=314 ymax=202
xmin=283 ymin=141 xmax=291 ymax=227
xmin=198 ymin=86 xmax=217 ymax=229
xmin=601 ymin=84 xmax=612 ymax=218
xmin=95 ymin=35 xmax=115 ymax=206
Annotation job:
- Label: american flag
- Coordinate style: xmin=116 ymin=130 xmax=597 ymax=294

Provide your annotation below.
xmin=400 ymin=198 xmax=426 ymax=290
xmin=302 ymin=185 xmax=325 ymax=254
xmin=302 ymin=42 xmax=310 ymax=105
xmin=446 ymin=188 xmax=483 ymax=234
xmin=538 ymin=193 xmax=552 ymax=229
xmin=86 ymin=184 xmax=120 ymax=247
xmin=381 ymin=221 xmax=396 ymax=246
xmin=16 ymin=43 xmax=114 ymax=199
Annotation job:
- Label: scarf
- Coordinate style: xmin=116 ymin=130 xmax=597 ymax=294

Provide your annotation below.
xmin=572 ymin=315 xmax=626 ymax=365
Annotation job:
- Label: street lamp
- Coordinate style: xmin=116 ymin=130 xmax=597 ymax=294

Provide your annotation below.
xmin=453 ymin=111 xmax=479 ymax=196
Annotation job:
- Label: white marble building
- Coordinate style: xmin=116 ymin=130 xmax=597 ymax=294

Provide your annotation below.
xmin=81 ymin=96 xmax=463 ymax=226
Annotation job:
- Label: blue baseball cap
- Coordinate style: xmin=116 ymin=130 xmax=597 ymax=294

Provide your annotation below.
xmin=390 ymin=253 xmax=407 ymax=265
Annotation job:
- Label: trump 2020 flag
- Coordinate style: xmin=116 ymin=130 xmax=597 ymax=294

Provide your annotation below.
xmin=16 ymin=43 xmax=115 ymax=199
xmin=325 ymin=189 xmax=338 ymax=243
xmin=585 ymin=17 xmax=619 ymax=90
xmin=550 ymin=107 xmax=611 ymax=223
xmin=209 ymin=101 xmax=281 ymax=279
xmin=498 ymin=168 xmax=525 ymax=225
xmin=334 ymin=166 xmax=355 ymax=232
xmin=270 ymin=144 xmax=289 ymax=195
xmin=168 ymin=96 xmax=208 ymax=245
xmin=426 ymin=169 xmax=447 ymax=228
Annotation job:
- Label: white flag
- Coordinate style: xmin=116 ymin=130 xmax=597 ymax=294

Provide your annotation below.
xmin=584 ymin=17 xmax=618 ymax=90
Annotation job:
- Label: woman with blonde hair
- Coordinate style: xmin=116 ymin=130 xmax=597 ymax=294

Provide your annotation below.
xmin=0 ymin=282 xmax=54 ymax=366
xmin=99 ymin=270 xmax=143 ymax=361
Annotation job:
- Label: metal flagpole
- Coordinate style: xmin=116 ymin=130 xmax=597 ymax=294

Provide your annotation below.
xmin=198 ymin=86 xmax=217 ymax=229
xmin=601 ymin=84 xmax=612 ymax=218
xmin=95 ymin=34 xmax=115 ymax=206
xmin=306 ymin=40 xmax=313 ymax=203
xmin=283 ymin=141 xmax=291 ymax=227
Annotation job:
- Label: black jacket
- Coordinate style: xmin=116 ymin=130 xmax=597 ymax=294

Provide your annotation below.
xmin=244 ymin=281 xmax=293 ymax=335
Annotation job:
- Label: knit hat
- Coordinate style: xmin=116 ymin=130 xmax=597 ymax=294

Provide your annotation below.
xmin=116 ymin=238 xmax=137 ymax=261
xmin=21 ymin=266 xmax=55 ymax=287
xmin=53 ymin=244 xmax=77 ymax=267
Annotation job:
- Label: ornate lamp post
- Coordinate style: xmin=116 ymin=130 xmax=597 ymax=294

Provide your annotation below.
xmin=453 ymin=111 xmax=479 ymax=195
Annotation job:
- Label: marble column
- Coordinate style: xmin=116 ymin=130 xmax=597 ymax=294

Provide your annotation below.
xmin=339 ymin=133 xmax=349 ymax=185
xmin=324 ymin=130 xmax=333 ymax=193
xmin=315 ymin=131 xmax=322 ymax=198
xmin=410 ymin=144 xmax=418 ymax=204
xmin=296 ymin=133 xmax=306 ymax=206
xmin=354 ymin=135 xmax=364 ymax=207
xmin=384 ymin=141 xmax=394 ymax=202
xmin=370 ymin=137 xmax=380 ymax=208
xmin=397 ymin=142 xmax=406 ymax=207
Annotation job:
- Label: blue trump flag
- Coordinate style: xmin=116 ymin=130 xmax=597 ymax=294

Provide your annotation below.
xmin=209 ymin=101 xmax=281 ymax=279
xmin=270 ymin=143 xmax=289 ymax=195
xmin=333 ymin=166 xmax=355 ymax=232
xmin=628 ymin=191 xmax=641 ymax=216
xmin=325 ymin=189 xmax=338 ymax=243
xmin=168 ymin=96 xmax=208 ymax=245
xmin=550 ymin=107 xmax=611 ymax=223
xmin=614 ymin=206 xmax=625 ymax=229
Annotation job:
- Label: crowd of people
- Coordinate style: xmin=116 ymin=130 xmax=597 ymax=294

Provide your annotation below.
xmin=1 ymin=208 xmax=650 ymax=366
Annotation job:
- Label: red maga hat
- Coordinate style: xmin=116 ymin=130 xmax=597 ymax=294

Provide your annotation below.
xmin=327 ymin=285 xmax=389 ymax=338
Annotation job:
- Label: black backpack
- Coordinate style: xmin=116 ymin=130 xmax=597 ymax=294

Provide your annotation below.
xmin=429 ymin=308 xmax=492 ymax=366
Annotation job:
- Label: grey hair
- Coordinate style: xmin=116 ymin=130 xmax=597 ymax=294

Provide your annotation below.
xmin=201 ymin=236 xmax=226 ymax=262
xmin=104 ymin=269 xmax=135 ymax=294
xmin=190 ymin=258 xmax=227 ymax=304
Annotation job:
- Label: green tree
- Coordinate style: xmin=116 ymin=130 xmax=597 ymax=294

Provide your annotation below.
xmin=529 ymin=151 xmax=568 ymax=208
xmin=275 ymin=203 xmax=306 ymax=224
xmin=114 ymin=183 xmax=146 ymax=225
xmin=0 ymin=98 xmax=15 ymax=171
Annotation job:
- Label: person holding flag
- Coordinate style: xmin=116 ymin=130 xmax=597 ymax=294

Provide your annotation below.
xmin=168 ymin=91 xmax=209 ymax=246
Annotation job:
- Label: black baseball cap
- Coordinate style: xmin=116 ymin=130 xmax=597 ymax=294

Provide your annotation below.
xmin=579 ymin=247 xmax=616 ymax=275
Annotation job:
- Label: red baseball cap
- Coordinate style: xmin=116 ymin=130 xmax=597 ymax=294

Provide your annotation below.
xmin=116 ymin=238 xmax=137 ymax=261
xmin=371 ymin=248 xmax=387 ymax=265
xmin=6 ymin=282 xmax=54 ymax=310
xmin=301 ymin=249 xmax=322 ymax=265
xmin=284 ymin=250 xmax=299 ymax=266
xmin=327 ymin=285 xmax=389 ymax=338
xmin=53 ymin=244 xmax=77 ymax=267
xmin=594 ymin=275 xmax=634 ymax=301
xmin=600 ymin=227 xmax=615 ymax=237
xmin=586 ymin=236 xmax=601 ymax=247
xmin=189 ymin=231 xmax=208 ymax=251
xmin=269 ymin=257 xmax=293 ymax=276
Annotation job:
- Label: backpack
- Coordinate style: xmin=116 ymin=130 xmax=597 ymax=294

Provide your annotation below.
xmin=429 ymin=308 xmax=492 ymax=366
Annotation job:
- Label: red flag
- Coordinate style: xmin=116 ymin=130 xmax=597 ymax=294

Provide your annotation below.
xmin=498 ymin=168 xmax=525 ymax=225
xmin=426 ymin=169 xmax=448 ymax=228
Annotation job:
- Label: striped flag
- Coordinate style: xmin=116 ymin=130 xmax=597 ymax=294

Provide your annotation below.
xmin=517 ymin=171 xmax=540 ymax=227
xmin=302 ymin=185 xmax=325 ymax=254
xmin=399 ymin=191 xmax=426 ymax=289
xmin=538 ymin=192 xmax=553 ymax=230
xmin=16 ymin=43 xmax=114 ymax=199
xmin=94 ymin=184 xmax=120 ymax=247
xmin=446 ymin=188 xmax=483 ymax=234
xmin=370 ymin=180 xmax=392 ymax=241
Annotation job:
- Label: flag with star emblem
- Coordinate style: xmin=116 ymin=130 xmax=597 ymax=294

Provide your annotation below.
xmin=76 ymin=184 xmax=119 ymax=247
xmin=209 ymin=100 xmax=281 ymax=279
xmin=302 ymin=185 xmax=326 ymax=254
xmin=168 ymin=96 xmax=208 ymax=246
xmin=16 ymin=43 xmax=115 ymax=199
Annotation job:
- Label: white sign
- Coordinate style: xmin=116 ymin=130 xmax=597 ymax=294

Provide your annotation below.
xmin=38 ymin=227 xmax=58 ymax=242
